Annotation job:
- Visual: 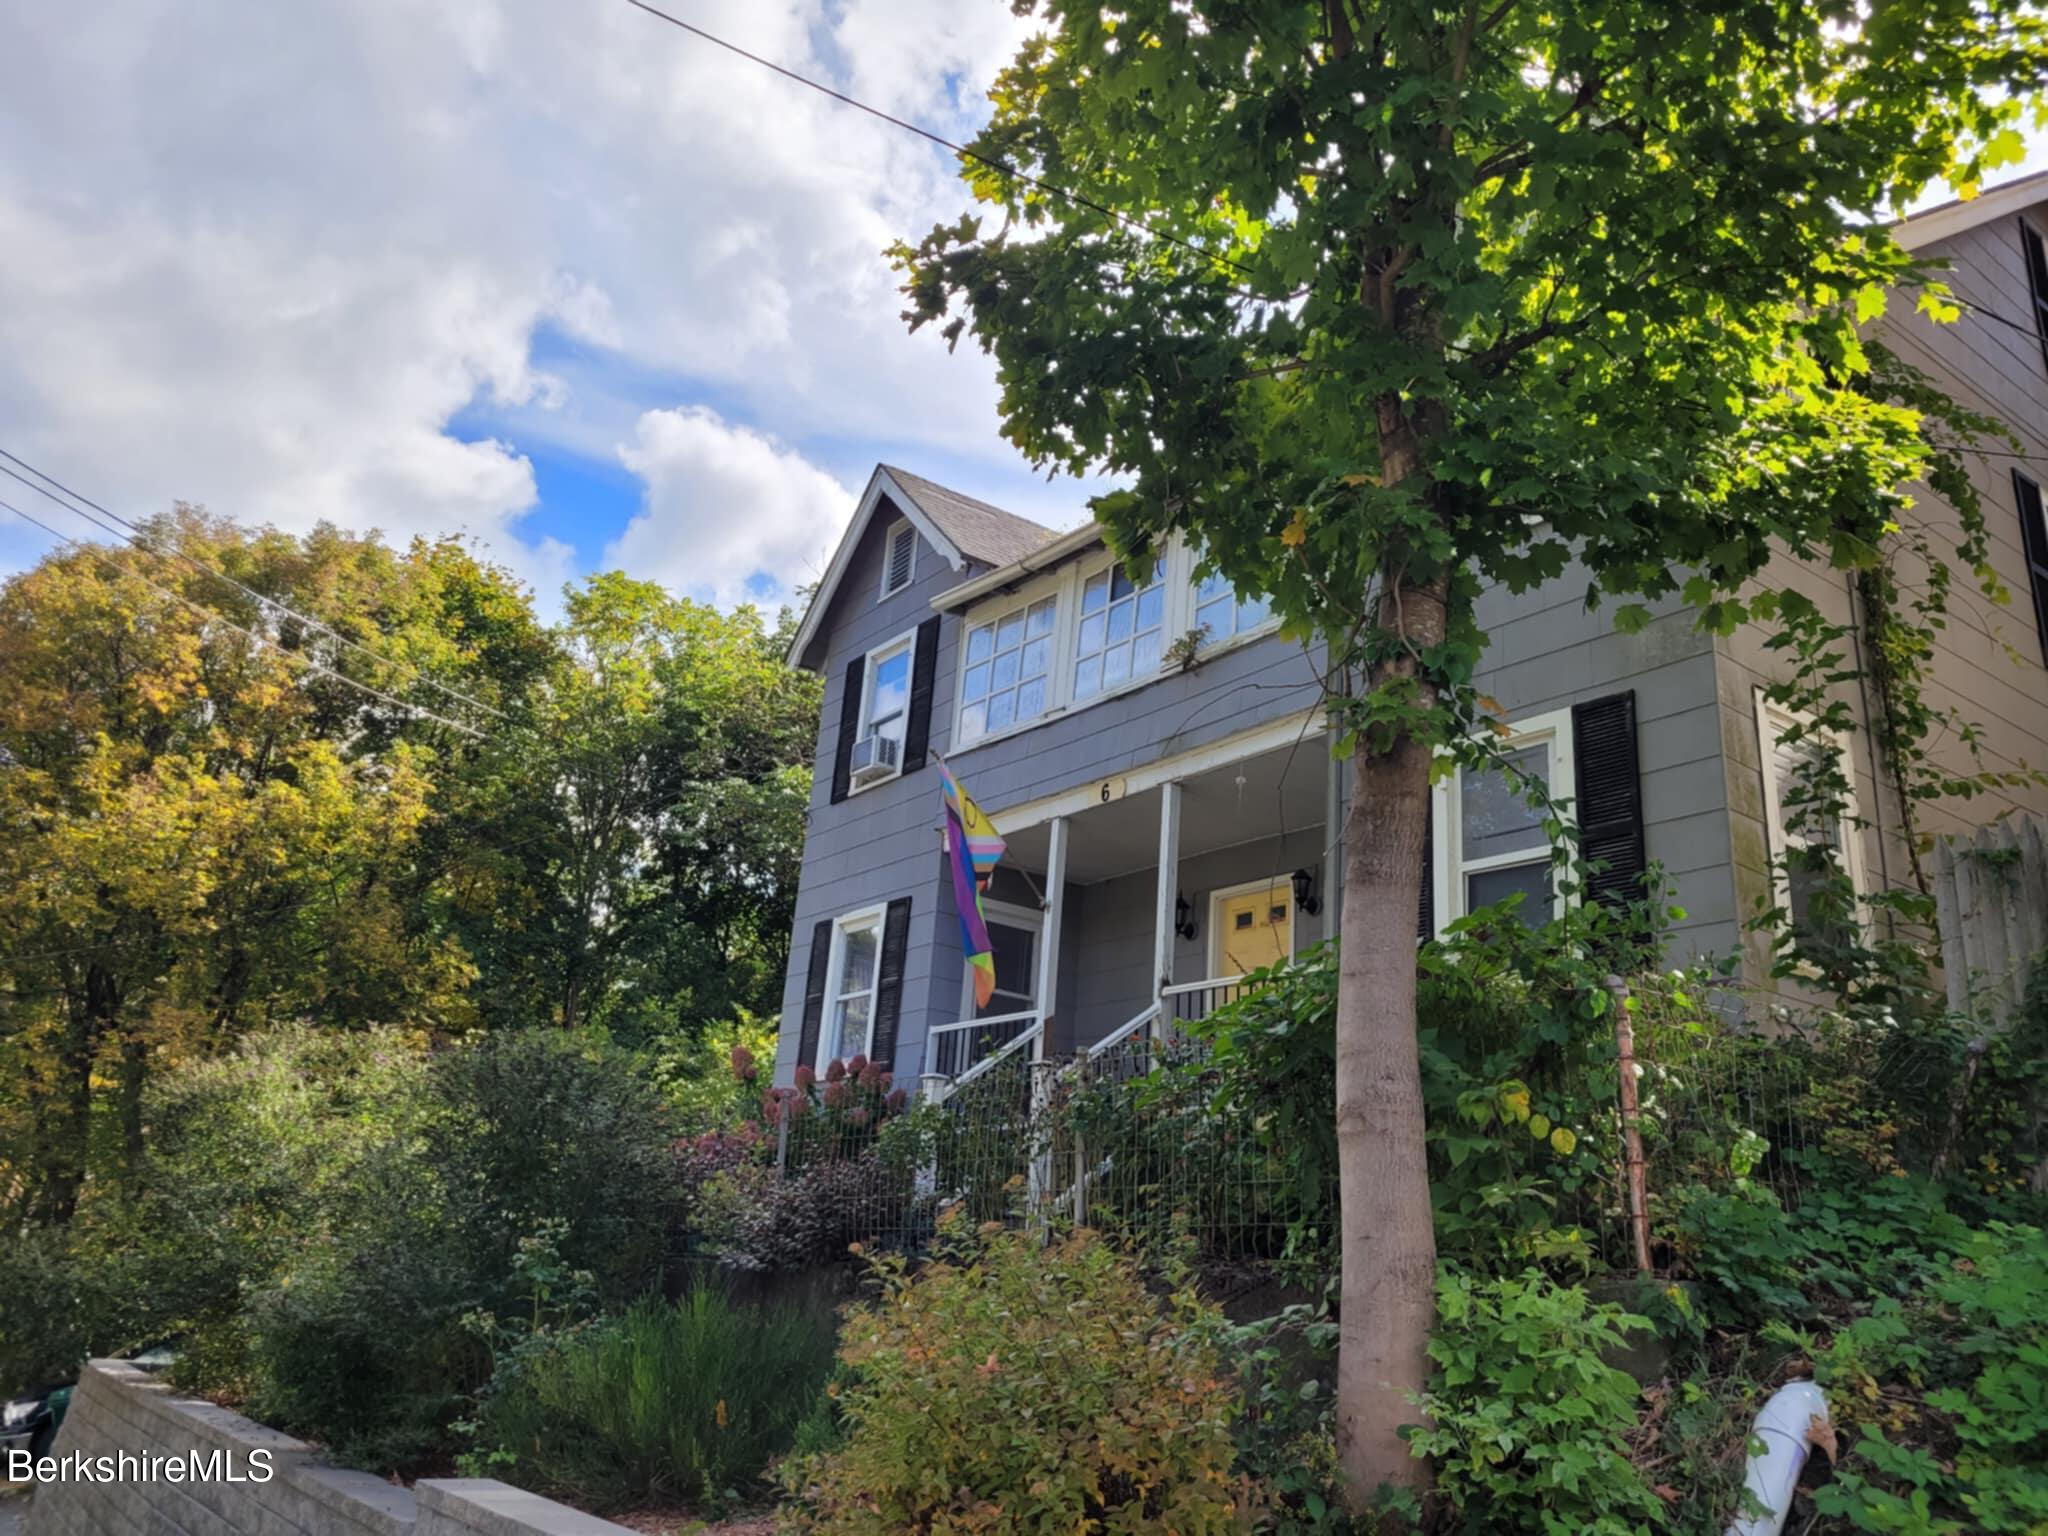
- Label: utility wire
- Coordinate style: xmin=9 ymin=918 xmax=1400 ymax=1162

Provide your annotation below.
xmin=0 ymin=448 xmax=511 ymax=723
xmin=616 ymin=0 xmax=1260 ymax=282
xmin=0 ymin=496 xmax=488 ymax=740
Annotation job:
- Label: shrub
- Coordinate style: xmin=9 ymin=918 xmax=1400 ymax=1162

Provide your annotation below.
xmin=782 ymin=1223 xmax=1251 ymax=1534
xmin=0 ymin=1224 xmax=107 ymax=1395
xmin=1408 ymin=1268 xmax=1665 ymax=1536
xmin=466 ymin=1283 xmax=835 ymax=1512
xmin=1798 ymin=1222 xmax=2048 ymax=1533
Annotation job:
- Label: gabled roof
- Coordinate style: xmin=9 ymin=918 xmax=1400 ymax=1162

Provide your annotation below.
xmin=785 ymin=465 xmax=1060 ymax=670
xmin=1891 ymin=167 xmax=2048 ymax=253
xmin=879 ymin=464 xmax=1062 ymax=569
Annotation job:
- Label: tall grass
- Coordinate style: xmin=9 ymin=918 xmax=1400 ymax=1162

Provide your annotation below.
xmin=473 ymin=1283 xmax=836 ymax=1511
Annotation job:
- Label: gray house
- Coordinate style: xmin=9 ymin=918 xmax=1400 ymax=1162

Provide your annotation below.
xmin=772 ymin=174 xmax=2048 ymax=1088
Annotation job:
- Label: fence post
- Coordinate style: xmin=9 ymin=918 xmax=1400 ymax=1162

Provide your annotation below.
xmin=1609 ymin=974 xmax=1653 ymax=1279
xmin=775 ymin=1108 xmax=790 ymax=1179
xmin=1026 ymin=1059 xmax=1055 ymax=1220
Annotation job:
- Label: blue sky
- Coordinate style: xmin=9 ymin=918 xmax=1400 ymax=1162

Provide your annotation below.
xmin=1 ymin=1 xmax=2044 ymax=614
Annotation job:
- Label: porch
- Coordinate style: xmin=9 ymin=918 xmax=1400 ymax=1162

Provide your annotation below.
xmin=921 ymin=726 xmax=1337 ymax=1096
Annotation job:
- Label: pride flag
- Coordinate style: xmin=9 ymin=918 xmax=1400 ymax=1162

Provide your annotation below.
xmin=936 ymin=754 xmax=1005 ymax=1008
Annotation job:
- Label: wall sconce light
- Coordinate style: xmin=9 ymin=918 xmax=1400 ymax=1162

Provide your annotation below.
xmin=1174 ymin=890 xmax=1199 ymax=941
xmin=1291 ymin=866 xmax=1322 ymax=917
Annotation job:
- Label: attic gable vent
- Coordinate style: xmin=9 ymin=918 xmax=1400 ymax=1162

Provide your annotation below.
xmin=880 ymin=522 xmax=916 ymax=599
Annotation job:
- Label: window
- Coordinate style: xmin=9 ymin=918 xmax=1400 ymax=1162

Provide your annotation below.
xmin=1074 ymin=556 xmax=1165 ymax=701
xmin=1435 ymin=710 xmax=1574 ymax=932
xmin=824 ymin=911 xmax=882 ymax=1064
xmin=879 ymin=522 xmax=917 ymax=599
xmin=1193 ymin=567 xmax=1272 ymax=647
xmin=959 ymin=596 xmax=1057 ymax=746
xmin=964 ymin=901 xmax=1040 ymax=1019
xmin=1754 ymin=692 xmax=1862 ymax=938
xmin=2023 ymin=219 xmax=2048 ymax=373
xmin=855 ymin=632 xmax=913 ymax=781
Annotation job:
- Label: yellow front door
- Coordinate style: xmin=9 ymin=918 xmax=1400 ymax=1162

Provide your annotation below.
xmin=1214 ymin=881 xmax=1293 ymax=978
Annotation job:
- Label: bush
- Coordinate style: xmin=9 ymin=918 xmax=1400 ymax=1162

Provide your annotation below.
xmin=1408 ymin=1268 xmax=1665 ymax=1536
xmin=782 ymin=1223 xmax=1251 ymax=1534
xmin=1797 ymin=1222 xmax=2048 ymax=1533
xmin=466 ymin=1284 xmax=835 ymax=1512
xmin=0 ymin=1224 xmax=107 ymax=1394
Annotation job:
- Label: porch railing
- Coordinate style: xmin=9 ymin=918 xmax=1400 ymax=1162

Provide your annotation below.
xmin=1161 ymin=974 xmax=1248 ymax=1032
xmin=923 ymin=1008 xmax=1042 ymax=1088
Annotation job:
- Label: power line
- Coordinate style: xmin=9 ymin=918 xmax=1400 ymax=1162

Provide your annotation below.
xmin=0 ymin=496 xmax=488 ymax=740
xmin=616 ymin=0 xmax=1260 ymax=282
xmin=0 ymin=448 xmax=511 ymax=723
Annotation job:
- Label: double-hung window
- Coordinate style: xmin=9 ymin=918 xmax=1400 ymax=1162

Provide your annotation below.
xmin=824 ymin=911 xmax=883 ymax=1065
xmin=958 ymin=596 xmax=1057 ymax=746
xmin=2022 ymin=218 xmax=2048 ymax=373
xmin=1754 ymin=692 xmax=1862 ymax=939
xmin=1436 ymin=710 xmax=1574 ymax=931
xmin=856 ymin=632 xmax=913 ymax=781
xmin=1074 ymin=556 xmax=1165 ymax=701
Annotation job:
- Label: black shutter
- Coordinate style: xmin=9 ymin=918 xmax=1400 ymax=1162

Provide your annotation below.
xmin=1572 ymin=691 xmax=1647 ymax=916
xmin=1417 ymin=794 xmax=1434 ymax=942
xmin=2022 ymin=218 xmax=2048 ymax=373
xmin=900 ymin=616 xmax=941 ymax=776
xmin=828 ymin=654 xmax=865 ymax=805
xmin=869 ymin=897 xmax=913 ymax=1072
xmin=796 ymin=918 xmax=833 ymax=1072
xmin=2014 ymin=471 xmax=2048 ymax=666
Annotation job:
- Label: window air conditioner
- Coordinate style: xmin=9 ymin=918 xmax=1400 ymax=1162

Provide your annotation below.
xmin=849 ymin=733 xmax=901 ymax=786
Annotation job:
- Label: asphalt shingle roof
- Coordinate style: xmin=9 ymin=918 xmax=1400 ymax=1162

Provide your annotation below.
xmin=881 ymin=464 xmax=1061 ymax=570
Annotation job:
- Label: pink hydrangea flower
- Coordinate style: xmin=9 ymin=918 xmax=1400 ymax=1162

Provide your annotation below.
xmin=885 ymin=1087 xmax=908 ymax=1114
xmin=730 ymin=1044 xmax=757 ymax=1081
xmin=857 ymin=1062 xmax=883 ymax=1090
xmin=823 ymin=1078 xmax=850 ymax=1109
xmin=824 ymin=1057 xmax=848 ymax=1083
xmin=794 ymin=1063 xmax=817 ymax=1090
xmin=846 ymin=1053 xmax=870 ymax=1077
xmin=846 ymin=1107 xmax=870 ymax=1128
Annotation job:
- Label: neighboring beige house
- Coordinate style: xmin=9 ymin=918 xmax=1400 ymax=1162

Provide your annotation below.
xmin=1719 ymin=170 xmax=2048 ymax=989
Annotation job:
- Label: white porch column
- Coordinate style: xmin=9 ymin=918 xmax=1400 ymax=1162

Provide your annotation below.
xmin=1033 ymin=815 xmax=1068 ymax=1061
xmin=1153 ymin=780 xmax=1182 ymax=1008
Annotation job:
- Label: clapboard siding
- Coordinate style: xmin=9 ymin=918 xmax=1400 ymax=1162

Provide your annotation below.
xmin=1714 ymin=202 xmax=2048 ymax=998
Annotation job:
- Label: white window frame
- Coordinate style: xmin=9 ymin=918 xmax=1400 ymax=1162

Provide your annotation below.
xmin=945 ymin=533 xmax=1289 ymax=755
xmin=849 ymin=627 xmax=917 ymax=794
xmin=1188 ymin=547 xmax=1280 ymax=655
xmin=956 ymin=898 xmax=1045 ymax=1018
xmin=1431 ymin=707 xmax=1577 ymax=936
xmin=955 ymin=592 xmax=1062 ymax=748
xmin=1753 ymin=689 xmax=1867 ymax=930
xmin=1070 ymin=547 xmax=1172 ymax=706
xmin=818 ymin=904 xmax=887 ymax=1070
xmin=878 ymin=521 xmax=918 ymax=601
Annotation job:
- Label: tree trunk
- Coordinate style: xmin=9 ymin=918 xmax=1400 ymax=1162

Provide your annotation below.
xmin=1335 ymin=389 xmax=1449 ymax=1508
xmin=118 ymin=1032 xmax=148 ymax=1190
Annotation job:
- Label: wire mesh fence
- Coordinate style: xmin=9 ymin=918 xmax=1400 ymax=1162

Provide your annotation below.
xmin=674 ymin=984 xmax=1880 ymax=1284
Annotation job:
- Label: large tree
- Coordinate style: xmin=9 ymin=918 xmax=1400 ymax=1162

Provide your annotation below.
xmin=897 ymin=0 xmax=2048 ymax=1503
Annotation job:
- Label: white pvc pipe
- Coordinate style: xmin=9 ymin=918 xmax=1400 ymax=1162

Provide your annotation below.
xmin=1726 ymin=1380 xmax=1829 ymax=1536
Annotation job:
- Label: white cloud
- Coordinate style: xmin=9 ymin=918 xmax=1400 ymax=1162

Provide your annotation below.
xmin=609 ymin=407 xmax=852 ymax=607
xmin=0 ymin=0 xmax=1064 ymax=602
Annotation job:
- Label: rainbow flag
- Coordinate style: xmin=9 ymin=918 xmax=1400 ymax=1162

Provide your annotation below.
xmin=936 ymin=755 xmax=1004 ymax=1008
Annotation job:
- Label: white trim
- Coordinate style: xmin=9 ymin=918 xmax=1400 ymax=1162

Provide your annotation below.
xmin=816 ymin=904 xmax=887 ymax=1071
xmin=786 ymin=467 xmax=967 ymax=668
xmin=1206 ymin=874 xmax=1298 ymax=978
xmin=847 ymin=626 xmax=918 ymax=795
xmin=1890 ymin=168 xmax=2048 ymax=253
xmin=932 ymin=522 xmax=1106 ymax=611
xmin=951 ymin=575 xmax=1068 ymax=749
xmin=877 ymin=519 xmax=919 ymax=601
xmin=957 ymin=899 xmax=1045 ymax=1019
xmin=1431 ymin=706 xmax=1576 ymax=936
xmin=1752 ymin=688 xmax=1868 ymax=926
xmin=984 ymin=707 xmax=1326 ymax=834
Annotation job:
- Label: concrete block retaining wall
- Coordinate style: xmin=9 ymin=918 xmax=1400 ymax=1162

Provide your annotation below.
xmin=21 ymin=1360 xmax=634 ymax=1536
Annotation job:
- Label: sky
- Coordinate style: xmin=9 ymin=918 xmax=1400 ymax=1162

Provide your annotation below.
xmin=3 ymin=4 xmax=2046 ymax=621
xmin=0 ymin=0 xmax=1105 ymax=618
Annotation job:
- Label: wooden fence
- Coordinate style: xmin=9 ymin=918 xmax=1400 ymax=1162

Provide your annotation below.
xmin=1932 ymin=815 xmax=2048 ymax=1018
